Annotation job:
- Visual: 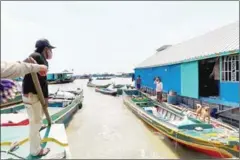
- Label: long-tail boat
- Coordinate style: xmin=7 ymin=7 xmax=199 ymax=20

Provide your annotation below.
xmin=87 ymin=82 xmax=111 ymax=88
xmin=112 ymin=84 xmax=135 ymax=95
xmin=122 ymin=89 xmax=239 ymax=158
xmin=0 ymin=90 xmax=83 ymax=159
xmin=140 ymin=91 xmax=239 ymax=132
xmin=96 ymin=77 xmax=111 ymax=80
xmin=1 ymin=90 xmax=84 ymax=127
xmin=95 ymin=87 xmax=117 ymax=96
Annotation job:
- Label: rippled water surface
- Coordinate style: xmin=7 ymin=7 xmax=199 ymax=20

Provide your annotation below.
xmin=49 ymin=78 xmax=212 ymax=159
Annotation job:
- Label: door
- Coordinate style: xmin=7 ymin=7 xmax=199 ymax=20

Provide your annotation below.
xmin=181 ymin=61 xmax=199 ymax=99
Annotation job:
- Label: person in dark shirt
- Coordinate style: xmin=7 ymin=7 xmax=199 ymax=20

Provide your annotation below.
xmin=88 ymin=76 xmax=93 ymax=83
xmin=22 ymin=39 xmax=55 ymax=157
xmin=136 ymin=75 xmax=141 ymax=90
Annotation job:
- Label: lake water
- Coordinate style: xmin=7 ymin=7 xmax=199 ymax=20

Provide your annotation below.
xmin=48 ymin=78 xmax=212 ymax=159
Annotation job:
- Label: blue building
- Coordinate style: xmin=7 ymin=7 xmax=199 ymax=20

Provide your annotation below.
xmin=135 ymin=21 xmax=239 ymax=113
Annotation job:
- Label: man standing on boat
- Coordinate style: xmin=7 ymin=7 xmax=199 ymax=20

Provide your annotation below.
xmin=22 ymin=39 xmax=55 ymax=157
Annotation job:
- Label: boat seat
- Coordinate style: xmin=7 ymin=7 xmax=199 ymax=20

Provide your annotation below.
xmin=162 ymin=110 xmax=167 ymax=118
xmin=178 ymin=123 xmax=213 ymax=130
xmin=170 ymin=114 xmax=176 ymax=121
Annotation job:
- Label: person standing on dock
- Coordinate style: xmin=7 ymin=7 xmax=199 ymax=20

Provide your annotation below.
xmin=136 ymin=75 xmax=141 ymax=90
xmin=22 ymin=39 xmax=55 ymax=157
xmin=154 ymin=77 xmax=163 ymax=102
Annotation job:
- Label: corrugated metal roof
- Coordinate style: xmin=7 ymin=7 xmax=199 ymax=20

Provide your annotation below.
xmin=136 ymin=21 xmax=239 ymax=69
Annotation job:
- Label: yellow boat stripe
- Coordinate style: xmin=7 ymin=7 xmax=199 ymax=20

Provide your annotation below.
xmin=126 ymin=100 xmax=239 ymax=151
xmin=1 ymin=137 xmax=68 ymax=147
xmin=124 ymin=100 xmax=234 ymax=158
xmin=140 ymin=113 xmax=233 ymax=157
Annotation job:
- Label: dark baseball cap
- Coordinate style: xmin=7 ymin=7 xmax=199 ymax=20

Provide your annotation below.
xmin=35 ymin=39 xmax=56 ymax=49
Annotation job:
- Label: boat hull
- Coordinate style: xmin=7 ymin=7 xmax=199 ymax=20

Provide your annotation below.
xmin=48 ymin=78 xmax=75 ymax=84
xmin=96 ymin=77 xmax=111 ymax=80
xmin=1 ymin=91 xmax=84 ymax=127
xmin=95 ymin=88 xmax=117 ymax=96
xmin=141 ymin=91 xmax=239 ymax=132
xmin=122 ymin=90 xmax=239 ymax=158
xmin=87 ymin=82 xmax=111 ymax=88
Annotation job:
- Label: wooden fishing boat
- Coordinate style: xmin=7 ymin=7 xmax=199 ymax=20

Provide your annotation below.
xmin=1 ymin=90 xmax=84 ymax=127
xmin=113 ymin=84 xmax=125 ymax=89
xmin=111 ymin=84 xmax=130 ymax=95
xmin=87 ymin=82 xmax=111 ymax=88
xmin=122 ymin=90 xmax=239 ymax=158
xmin=1 ymin=100 xmax=67 ymax=114
xmin=140 ymin=91 xmax=239 ymax=132
xmin=0 ymin=93 xmax=82 ymax=159
xmin=95 ymin=88 xmax=117 ymax=96
xmin=49 ymin=88 xmax=83 ymax=102
xmin=162 ymin=102 xmax=239 ymax=132
xmin=1 ymin=124 xmax=71 ymax=159
xmin=96 ymin=77 xmax=111 ymax=80
xmin=1 ymin=88 xmax=83 ymax=111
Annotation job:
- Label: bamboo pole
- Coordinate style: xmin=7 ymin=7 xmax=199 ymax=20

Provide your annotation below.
xmin=31 ymin=73 xmax=52 ymax=126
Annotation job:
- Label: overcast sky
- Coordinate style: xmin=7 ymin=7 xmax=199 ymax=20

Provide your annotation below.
xmin=1 ymin=1 xmax=239 ymax=74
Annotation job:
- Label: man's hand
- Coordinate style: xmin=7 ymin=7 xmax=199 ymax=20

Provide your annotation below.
xmin=39 ymin=65 xmax=48 ymax=76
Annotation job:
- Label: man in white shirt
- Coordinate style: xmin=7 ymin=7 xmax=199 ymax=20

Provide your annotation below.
xmin=154 ymin=77 xmax=163 ymax=102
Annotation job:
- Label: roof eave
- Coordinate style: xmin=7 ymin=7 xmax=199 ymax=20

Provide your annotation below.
xmin=135 ymin=49 xmax=239 ymax=70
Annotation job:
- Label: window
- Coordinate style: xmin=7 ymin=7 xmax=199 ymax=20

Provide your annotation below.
xmin=222 ymin=54 xmax=240 ymax=82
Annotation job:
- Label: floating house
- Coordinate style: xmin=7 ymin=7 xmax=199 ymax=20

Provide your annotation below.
xmin=134 ymin=21 xmax=239 ymax=126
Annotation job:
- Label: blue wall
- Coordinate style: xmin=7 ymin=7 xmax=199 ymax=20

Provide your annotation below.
xmin=135 ymin=64 xmax=181 ymax=94
xmin=135 ymin=54 xmax=240 ymax=106
xmin=181 ymin=61 xmax=199 ymax=99
xmin=220 ymin=82 xmax=239 ymax=103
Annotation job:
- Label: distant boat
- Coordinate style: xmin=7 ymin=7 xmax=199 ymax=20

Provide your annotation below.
xmin=47 ymin=72 xmax=75 ymax=84
xmin=87 ymin=82 xmax=111 ymax=88
xmin=95 ymin=88 xmax=117 ymax=96
xmin=96 ymin=77 xmax=111 ymax=80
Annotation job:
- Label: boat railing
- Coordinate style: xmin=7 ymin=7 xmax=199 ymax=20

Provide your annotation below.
xmin=216 ymin=106 xmax=240 ymax=115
